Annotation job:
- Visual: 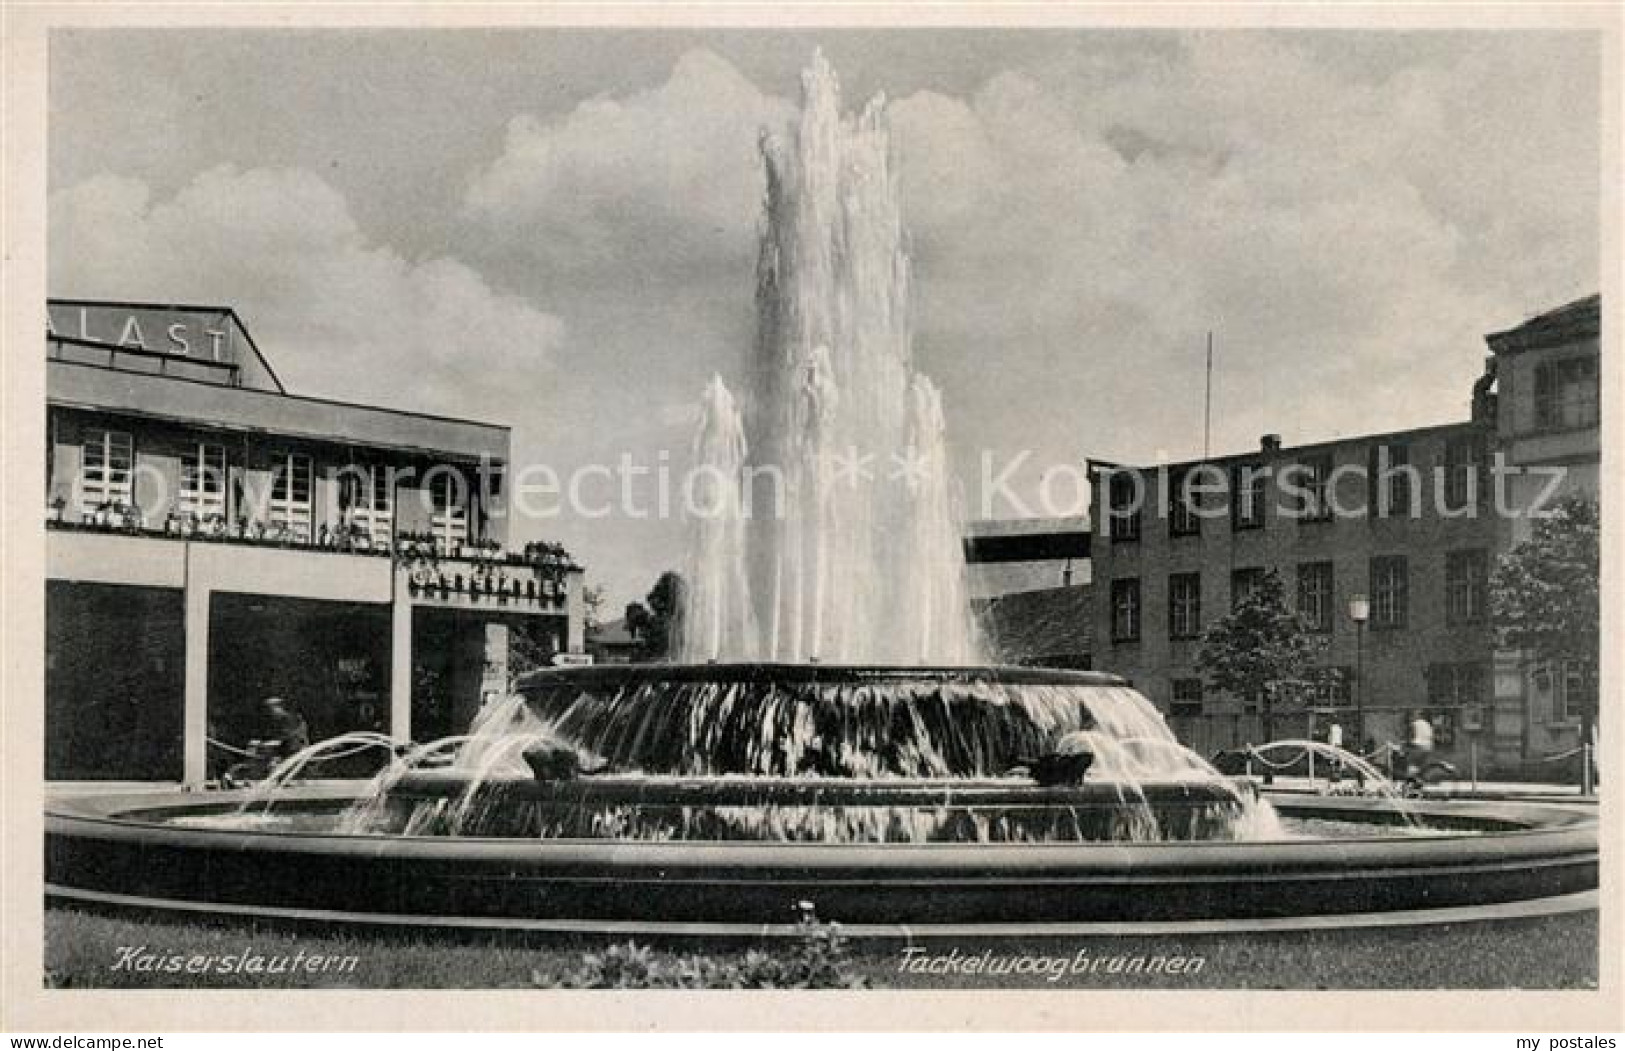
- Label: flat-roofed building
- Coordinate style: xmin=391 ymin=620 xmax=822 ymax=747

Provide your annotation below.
xmin=45 ymin=299 xmax=585 ymax=786
xmin=963 ymin=517 xmax=1090 ymax=600
xmin=1084 ymin=295 xmax=1599 ymax=775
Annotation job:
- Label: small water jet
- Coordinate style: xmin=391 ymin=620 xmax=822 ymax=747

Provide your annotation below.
xmin=233 ymin=731 xmax=397 ymax=815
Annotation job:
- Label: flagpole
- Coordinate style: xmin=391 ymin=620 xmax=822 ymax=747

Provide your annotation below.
xmin=1204 ymin=331 xmax=1214 ymax=460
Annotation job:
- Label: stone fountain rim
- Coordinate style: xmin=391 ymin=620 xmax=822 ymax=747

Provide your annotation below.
xmin=44 ymin=788 xmax=1599 ymax=930
xmin=516 ymin=663 xmax=1129 ymax=689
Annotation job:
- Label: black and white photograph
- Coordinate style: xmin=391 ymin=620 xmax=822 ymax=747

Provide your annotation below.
xmin=2 ymin=1 xmax=1619 ymax=1033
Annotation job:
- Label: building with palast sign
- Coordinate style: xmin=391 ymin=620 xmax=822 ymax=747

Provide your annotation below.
xmin=45 ymin=298 xmax=586 ymax=787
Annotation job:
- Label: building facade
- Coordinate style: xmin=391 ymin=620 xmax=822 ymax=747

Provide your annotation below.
xmin=1088 ymin=422 xmax=1499 ymax=763
xmin=1484 ymin=295 xmax=1602 ymax=772
xmin=45 ymin=299 xmax=585 ymax=786
xmin=1086 ymin=295 xmax=1599 ymax=773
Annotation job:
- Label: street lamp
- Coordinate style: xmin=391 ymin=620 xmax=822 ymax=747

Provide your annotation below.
xmin=1348 ymin=594 xmax=1371 ymax=750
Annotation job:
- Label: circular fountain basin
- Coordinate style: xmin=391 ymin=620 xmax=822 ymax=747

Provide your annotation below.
xmin=44 ymin=666 xmax=1598 ymax=935
xmin=46 ymin=785 xmax=1597 ymax=933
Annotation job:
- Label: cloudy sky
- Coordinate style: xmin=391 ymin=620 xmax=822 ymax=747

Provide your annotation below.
xmin=49 ymin=29 xmax=1600 ymax=607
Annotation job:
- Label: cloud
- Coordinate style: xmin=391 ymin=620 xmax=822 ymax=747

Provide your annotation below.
xmin=46 ymin=36 xmax=1598 ymax=604
xmin=454 ymin=38 xmax=1595 ymax=483
xmin=446 ymin=36 xmax=1597 ymax=541
xmin=464 ymin=49 xmax=796 ymax=280
xmin=882 ymin=33 xmax=1595 ymax=470
xmin=48 ymin=165 xmax=566 ymax=418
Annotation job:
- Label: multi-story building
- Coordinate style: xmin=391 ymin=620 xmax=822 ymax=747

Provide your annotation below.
xmin=1088 ymin=422 xmax=1498 ymax=762
xmin=44 ymin=299 xmax=585 ymax=786
xmin=1086 ymin=295 xmax=1599 ymax=773
xmin=1484 ymin=294 xmax=1602 ymax=771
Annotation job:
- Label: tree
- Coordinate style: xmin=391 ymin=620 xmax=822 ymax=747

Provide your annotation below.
xmin=581 ymin=584 xmax=607 ymax=634
xmin=1197 ymin=569 xmax=1323 ymax=743
xmin=1490 ymin=495 xmax=1600 ymax=782
xmin=624 ymin=571 xmax=685 ymax=662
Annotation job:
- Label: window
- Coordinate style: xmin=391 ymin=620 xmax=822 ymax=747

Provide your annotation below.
xmin=342 ymin=465 xmax=395 ymax=546
xmin=1168 ymin=468 xmax=1200 ymax=537
xmin=1428 ymin=662 xmax=1486 ymax=712
xmin=1443 ymin=434 xmax=1486 ymax=512
xmin=1427 ymin=663 xmax=1485 ymax=748
xmin=1540 ymin=660 xmax=1593 ymax=724
xmin=80 ymin=428 xmax=134 ymax=514
xmin=1296 ymin=561 xmax=1334 ymax=632
xmin=1370 ymin=555 xmax=1408 ymax=630
xmin=1307 ymin=666 xmax=1354 ymax=708
xmin=1292 ymin=454 xmax=1333 ymax=522
xmin=1171 ymin=678 xmax=1204 ymax=717
xmin=1169 ymin=573 xmax=1201 ymax=639
xmin=1106 ymin=471 xmax=1142 ymax=542
xmin=179 ymin=443 xmax=227 ymax=520
xmin=1110 ymin=578 xmax=1141 ymax=643
xmin=269 ymin=452 xmax=314 ymax=538
xmin=1368 ymin=443 xmax=1414 ymax=519
xmin=1445 ymin=549 xmax=1488 ymax=625
xmin=1535 ymin=356 xmax=1599 ymax=430
xmin=429 ymin=468 xmax=469 ymax=549
xmin=1231 ymin=463 xmax=1265 ymax=530
xmin=1231 ymin=567 xmax=1266 ymax=609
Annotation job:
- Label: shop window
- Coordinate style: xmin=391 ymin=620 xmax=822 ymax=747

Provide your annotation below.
xmin=45 ymin=582 xmax=184 ymax=781
xmin=80 ymin=428 xmax=134 ymax=515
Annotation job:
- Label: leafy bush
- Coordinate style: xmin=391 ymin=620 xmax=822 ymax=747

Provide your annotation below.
xmin=536 ymin=908 xmax=866 ymax=989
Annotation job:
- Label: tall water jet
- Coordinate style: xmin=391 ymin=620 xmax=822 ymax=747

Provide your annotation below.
xmin=680 ymin=50 xmax=980 ymax=664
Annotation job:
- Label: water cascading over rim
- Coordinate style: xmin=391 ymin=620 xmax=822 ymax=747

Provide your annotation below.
xmin=678 ymin=50 xmax=980 ymax=665
xmin=377 ymin=664 xmax=1274 ymax=844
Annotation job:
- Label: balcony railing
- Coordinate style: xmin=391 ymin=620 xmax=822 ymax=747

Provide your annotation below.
xmin=46 ymin=503 xmax=577 ymax=609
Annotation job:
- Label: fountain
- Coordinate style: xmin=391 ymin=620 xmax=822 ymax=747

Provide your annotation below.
xmin=44 ymin=53 xmax=1596 ymax=940
xmin=678 ymin=50 xmax=977 ymax=667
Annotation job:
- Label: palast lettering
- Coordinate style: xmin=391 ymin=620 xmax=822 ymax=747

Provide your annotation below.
xmin=47 ymin=303 xmax=229 ymax=360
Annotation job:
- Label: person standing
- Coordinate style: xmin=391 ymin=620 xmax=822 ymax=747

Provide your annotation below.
xmin=1326 ymin=721 xmax=1345 ymax=784
xmin=1405 ymin=710 xmax=1434 ymax=784
xmin=260 ymin=696 xmax=310 ymax=761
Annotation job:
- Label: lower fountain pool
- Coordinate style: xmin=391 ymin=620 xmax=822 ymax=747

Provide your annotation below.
xmin=46 ymin=665 xmax=1598 ymax=934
